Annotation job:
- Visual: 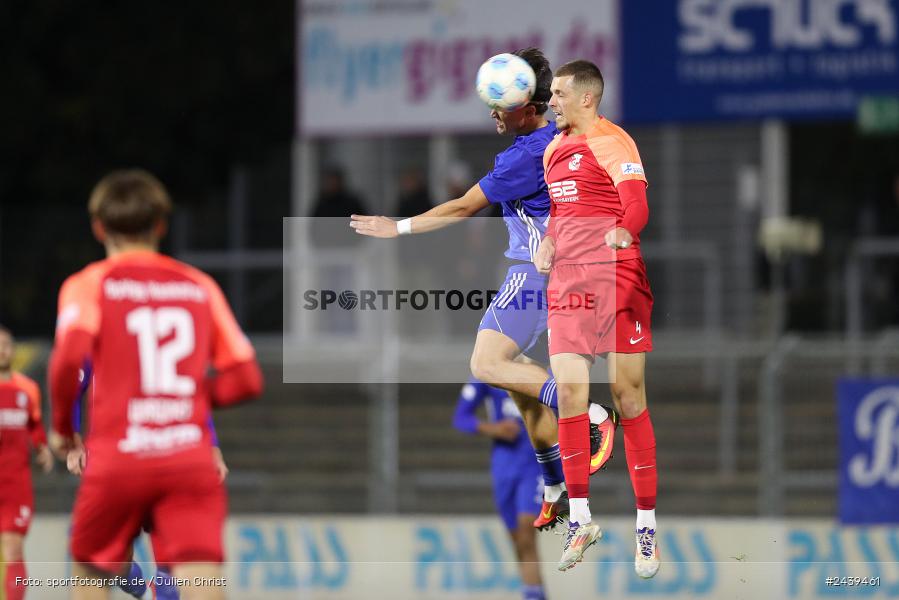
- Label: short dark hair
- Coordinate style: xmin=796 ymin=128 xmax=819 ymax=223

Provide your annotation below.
xmin=88 ymin=169 xmax=172 ymax=237
xmin=0 ymin=324 xmax=12 ymax=340
xmin=555 ymin=59 xmax=604 ymax=104
xmin=513 ymin=47 xmax=552 ymax=114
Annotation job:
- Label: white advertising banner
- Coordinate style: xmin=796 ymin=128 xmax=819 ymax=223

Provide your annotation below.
xmin=17 ymin=516 xmax=899 ymax=599
xmin=298 ymin=0 xmax=620 ymax=136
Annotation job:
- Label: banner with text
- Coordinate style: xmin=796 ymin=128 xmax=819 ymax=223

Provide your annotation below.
xmin=299 ymin=0 xmax=620 ymax=135
xmin=621 ymin=0 xmax=899 ymax=122
xmin=838 ymin=378 xmax=899 ymax=524
xmin=19 ymin=516 xmax=899 ymax=599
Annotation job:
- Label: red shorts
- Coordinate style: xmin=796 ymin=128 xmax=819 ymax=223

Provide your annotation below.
xmin=70 ymin=464 xmax=226 ymax=573
xmin=0 ymin=476 xmax=34 ymax=535
xmin=547 ymin=258 xmax=653 ymax=356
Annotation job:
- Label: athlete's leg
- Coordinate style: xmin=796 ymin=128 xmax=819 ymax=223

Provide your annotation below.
xmin=511 ymin=515 xmax=545 ymax=600
xmin=552 ymin=353 xmax=592 ymax=510
xmin=172 ymin=563 xmax=225 ymax=600
xmin=608 ymin=352 xmax=659 ymax=578
xmin=552 ymin=352 xmax=602 ymax=570
xmin=470 ymin=329 xmax=550 ymax=398
xmin=471 ymin=331 xmax=568 ymax=513
xmin=1 ymin=532 xmax=26 ymax=600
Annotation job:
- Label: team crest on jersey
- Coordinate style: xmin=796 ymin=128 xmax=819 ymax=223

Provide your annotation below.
xmin=568 ymin=153 xmax=583 ymax=171
xmin=16 ymin=391 xmax=27 ymax=408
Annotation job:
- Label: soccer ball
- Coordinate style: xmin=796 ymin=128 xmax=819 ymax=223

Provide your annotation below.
xmin=475 ymin=53 xmax=536 ymax=112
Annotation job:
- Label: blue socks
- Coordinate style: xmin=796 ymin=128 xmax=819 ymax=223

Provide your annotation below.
xmin=155 ymin=566 xmax=180 ymax=600
xmin=119 ymin=562 xmax=148 ymax=598
xmin=523 ymin=584 xmax=547 ymax=600
xmin=535 ymin=444 xmax=564 ymax=487
xmin=539 ymin=378 xmax=558 ymax=415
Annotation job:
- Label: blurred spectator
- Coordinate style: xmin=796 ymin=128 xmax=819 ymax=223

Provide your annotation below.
xmin=310 ymin=166 xmax=367 ymax=247
xmin=311 ymin=166 xmax=367 ymax=218
xmin=395 ymin=169 xmax=432 ymax=216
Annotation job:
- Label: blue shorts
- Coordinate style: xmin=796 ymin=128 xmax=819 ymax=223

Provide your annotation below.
xmin=478 ymin=262 xmax=549 ymax=364
xmin=493 ymin=462 xmax=543 ymax=531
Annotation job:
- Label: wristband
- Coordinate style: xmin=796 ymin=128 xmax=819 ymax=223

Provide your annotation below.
xmin=397 ymin=218 xmax=413 ymax=235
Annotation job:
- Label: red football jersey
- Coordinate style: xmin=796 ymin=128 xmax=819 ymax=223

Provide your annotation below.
xmin=0 ymin=372 xmax=46 ymax=479
xmin=53 ymin=250 xmax=255 ymax=476
xmin=543 ymin=116 xmax=648 ymax=265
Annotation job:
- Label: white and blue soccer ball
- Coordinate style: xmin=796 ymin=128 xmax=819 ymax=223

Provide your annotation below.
xmin=475 ymin=53 xmax=536 ymax=112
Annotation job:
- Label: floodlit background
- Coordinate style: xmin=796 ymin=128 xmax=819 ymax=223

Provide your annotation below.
xmin=2 ymin=0 xmax=899 ymax=598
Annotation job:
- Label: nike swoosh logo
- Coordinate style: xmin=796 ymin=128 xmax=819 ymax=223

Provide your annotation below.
xmin=542 ymin=507 xmax=554 ymax=519
xmin=629 ymin=336 xmax=645 ymax=345
xmin=562 ymin=452 xmax=583 ymax=460
xmin=634 ymin=464 xmax=655 ymax=470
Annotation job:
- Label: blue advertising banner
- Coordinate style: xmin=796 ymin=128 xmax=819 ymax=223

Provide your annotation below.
xmin=621 ymin=0 xmax=899 ymax=122
xmin=837 ymin=379 xmax=899 ymax=524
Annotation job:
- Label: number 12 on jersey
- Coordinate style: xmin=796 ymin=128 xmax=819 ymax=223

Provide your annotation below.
xmin=126 ymin=306 xmax=196 ymax=396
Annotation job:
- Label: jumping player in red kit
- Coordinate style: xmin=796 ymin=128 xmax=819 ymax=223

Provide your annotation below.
xmin=48 ymin=170 xmax=263 ymax=600
xmin=0 ymin=325 xmax=54 ymax=600
xmin=535 ymin=60 xmax=660 ymax=576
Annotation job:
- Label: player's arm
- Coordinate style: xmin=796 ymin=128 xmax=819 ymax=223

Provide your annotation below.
xmin=452 ymin=381 xmax=519 ymax=442
xmin=206 ymin=276 xmax=264 ymax=407
xmin=24 ymin=380 xmax=53 ymax=473
xmin=587 ymin=136 xmax=649 ymax=250
xmin=604 ymin=180 xmax=648 ymax=250
xmin=349 ymin=183 xmax=490 ymax=238
xmin=534 ymin=140 xmax=559 ymax=274
xmin=206 ymin=415 xmax=229 ymax=481
xmin=49 ymin=273 xmax=100 ymax=455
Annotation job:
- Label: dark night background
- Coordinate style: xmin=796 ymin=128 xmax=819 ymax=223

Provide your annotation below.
xmin=0 ymin=0 xmax=293 ymax=335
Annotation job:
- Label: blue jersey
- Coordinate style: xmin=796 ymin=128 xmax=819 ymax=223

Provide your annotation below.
xmin=452 ymin=378 xmax=536 ymax=477
xmin=478 ymin=122 xmax=556 ymax=262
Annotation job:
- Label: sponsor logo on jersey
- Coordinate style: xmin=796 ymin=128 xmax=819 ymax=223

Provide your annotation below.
xmin=104 ymin=278 xmax=207 ymax=303
xmin=118 ymin=423 xmax=204 ymax=454
xmin=568 ymin=153 xmax=583 ymax=171
xmin=548 ymin=180 xmax=579 ymax=203
xmin=621 ymin=163 xmax=644 ymax=175
xmin=0 ymin=408 xmax=28 ymax=428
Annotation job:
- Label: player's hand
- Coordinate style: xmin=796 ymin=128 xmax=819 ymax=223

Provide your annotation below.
xmin=488 ymin=419 xmax=522 ymax=442
xmin=604 ymin=227 xmax=633 ymax=250
xmin=66 ymin=445 xmax=87 ymax=476
xmin=36 ymin=444 xmax=54 ymax=473
xmin=534 ymin=237 xmax=555 ymax=275
xmin=350 ymin=214 xmax=400 ymax=238
xmin=212 ymin=446 xmax=229 ymax=482
xmin=48 ymin=429 xmax=76 ymax=460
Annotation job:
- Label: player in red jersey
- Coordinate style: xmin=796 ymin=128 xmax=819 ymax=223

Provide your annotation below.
xmin=0 ymin=325 xmax=54 ymax=600
xmin=535 ymin=60 xmax=660 ymax=576
xmin=48 ymin=170 xmax=264 ymax=599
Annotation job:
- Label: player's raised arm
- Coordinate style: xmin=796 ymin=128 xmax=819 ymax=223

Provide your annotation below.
xmin=350 ymin=182 xmax=490 ymax=238
xmin=205 ymin=275 xmax=264 ymax=407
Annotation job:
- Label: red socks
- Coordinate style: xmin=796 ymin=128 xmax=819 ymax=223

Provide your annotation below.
xmin=557 ymin=413 xmax=591 ymax=499
xmin=5 ymin=560 xmax=26 ymax=600
xmin=621 ymin=408 xmax=657 ymax=509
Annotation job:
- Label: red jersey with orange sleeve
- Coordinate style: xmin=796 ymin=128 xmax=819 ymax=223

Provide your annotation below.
xmin=0 ymin=372 xmax=47 ymax=478
xmin=543 ymin=116 xmax=649 ymax=265
xmin=50 ymin=250 xmax=262 ymax=478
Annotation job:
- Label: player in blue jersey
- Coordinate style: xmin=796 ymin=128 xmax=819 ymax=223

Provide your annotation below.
xmin=453 ymin=378 xmax=547 ymax=600
xmin=350 ymin=48 xmax=617 ymax=531
xmin=65 ymin=362 xmax=229 ymax=600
